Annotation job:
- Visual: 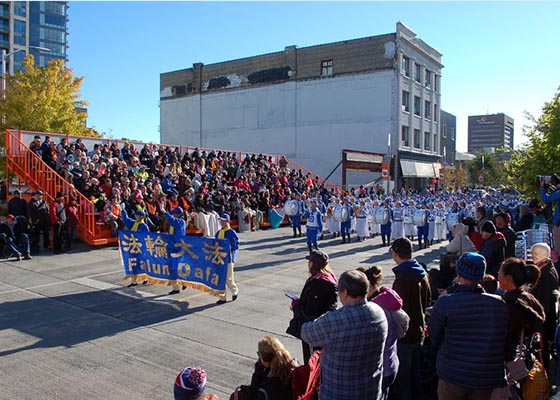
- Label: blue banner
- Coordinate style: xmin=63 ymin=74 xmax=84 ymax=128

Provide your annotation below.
xmin=119 ymin=231 xmax=231 ymax=295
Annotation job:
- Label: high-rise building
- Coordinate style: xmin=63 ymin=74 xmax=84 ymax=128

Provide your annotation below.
xmin=160 ymin=22 xmax=443 ymax=189
xmin=468 ymin=113 xmax=514 ymax=153
xmin=0 ymin=1 xmax=68 ymax=74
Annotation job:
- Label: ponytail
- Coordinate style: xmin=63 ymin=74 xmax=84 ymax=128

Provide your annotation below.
xmin=501 ymin=257 xmax=540 ymax=288
xmin=257 ymin=336 xmax=297 ymax=385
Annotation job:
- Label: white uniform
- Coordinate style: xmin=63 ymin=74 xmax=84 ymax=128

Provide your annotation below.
xmin=403 ymin=205 xmax=416 ymax=238
xmin=433 ymin=208 xmax=446 ymax=241
xmin=355 ymin=207 xmax=369 ymax=239
xmin=391 ymin=206 xmax=405 ymax=239
xmin=368 ymin=205 xmax=380 ymax=235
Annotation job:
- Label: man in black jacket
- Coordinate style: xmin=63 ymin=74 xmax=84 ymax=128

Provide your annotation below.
xmin=7 ymin=189 xmax=27 ymax=217
xmin=495 ymin=212 xmax=516 ymax=258
xmin=28 ymin=190 xmax=50 ymax=251
xmin=0 ymin=214 xmax=32 ymax=260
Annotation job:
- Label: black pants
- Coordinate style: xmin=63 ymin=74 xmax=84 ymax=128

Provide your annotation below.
xmin=32 ymin=223 xmax=50 ymax=250
xmin=52 ymin=223 xmax=64 ymax=253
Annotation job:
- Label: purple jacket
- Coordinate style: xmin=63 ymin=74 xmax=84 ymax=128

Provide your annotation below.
xmin=371 ymin=287 xmax=409 ymax=378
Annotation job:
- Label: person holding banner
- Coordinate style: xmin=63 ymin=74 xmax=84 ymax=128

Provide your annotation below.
xmin=166 ymin=206 xmax=187 ymax=295
xmin=121 ymin=209 xmax=150 ymax=233
xmin=216 ymin=213 xmax=240 ymax=304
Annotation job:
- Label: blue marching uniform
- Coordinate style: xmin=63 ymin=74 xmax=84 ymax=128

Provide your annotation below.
xmin=291 ymin=200 xmax=306 ymax=237
xmin=340 ymin=205 xmax=353 ymax=243
xmin=416 ymin=209 xmax=430 ymax=249
xmin=304 ymin=207 xmax=323 ymax=252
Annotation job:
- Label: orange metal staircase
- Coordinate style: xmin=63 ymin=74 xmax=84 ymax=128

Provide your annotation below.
xmin=5 ymin=129 xmax=116 ymax=245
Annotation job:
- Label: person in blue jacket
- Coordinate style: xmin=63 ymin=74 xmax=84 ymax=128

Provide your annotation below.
xmin=121 ymin=209 xmax=150 ymax=232
xmin=303 ymin=200 xmax=323 ymax=253
xmin=215 ymin=213 xmax=240 ymax=304
xmin=428 ymin=252 xmax=508 ymax=400
xmin=540 ymin=175 xmax=560 ymax=258
xmin=166 ymin=206 xmax=187 ymax=295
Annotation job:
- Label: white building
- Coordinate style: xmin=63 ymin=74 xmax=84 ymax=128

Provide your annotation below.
xmin=160 ymin=22 xmax=443 ymax=189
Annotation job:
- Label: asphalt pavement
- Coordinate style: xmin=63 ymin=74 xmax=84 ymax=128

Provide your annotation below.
xmin=0 ymin=227 xmax=446 ymax=400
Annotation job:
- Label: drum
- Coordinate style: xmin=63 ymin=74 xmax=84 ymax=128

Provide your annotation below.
xmin=284 ymin=200 xmax=298 ymax=216
xmin=446 ymin=212 xmax=459 ymax=231
xmin=413 ymin=209 xmax=428 ymax=226
xmin=334 ymin=205 xmax=349 ymax=222
xmin=367 ymin=209 xmax=376 ymax=223
xmin=374 ymin=208 xmax=390 ymax=225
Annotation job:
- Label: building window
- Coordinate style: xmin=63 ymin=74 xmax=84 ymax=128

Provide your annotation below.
xmin=414 ymin=63 xmax=421 ymax=82
xmin=414 ymin=129 xmax=421 ymax=149
xmin=14 ymin=20 xmax=26 ymax=46
xmin=425 ymin=100 xmax=431 ymax=120
xmin=433 ymin=133 xmax=438 ymax=152
xmin=425 ymin=70 xmax=432 ymax=88
xmin=450 ymin=127 xmax=455 ymax=141
xmin=443 ymin=124 xmax=448 ymax=138
xmin=402 ymin=56 xmax=410 ymax=77
xmin=321 ymin=60 xmax=333 ymax=76
xmin=402 ymin=90 xmax=410 ymax=113
xmin=401 ymin=126 xmax=410 ymax=147
xmin=14 ymin=1 xmax=26 ymax=17
xmin=424 ymin=131 xmax=431 ymax=151
xmin=414 ymin=96 xmax=421 ymax=116
xmin=434 ymin=104 xmax=438 ymax=122
xmin=434 ymin=75 xmax=439 ymax=92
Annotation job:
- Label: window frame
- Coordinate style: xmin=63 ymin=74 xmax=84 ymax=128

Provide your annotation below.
xmin=321 ymin=59 xmax=333 ymax=77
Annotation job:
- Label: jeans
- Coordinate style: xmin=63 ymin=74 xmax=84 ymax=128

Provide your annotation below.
xmin=0 ymin=232 xmax=30 ymax=256
xmin=389 ymin=342 xmax=423 ymax=400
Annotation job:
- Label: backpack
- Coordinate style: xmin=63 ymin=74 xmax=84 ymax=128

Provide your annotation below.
xmin=291 ymin=351 xmax=320 ymax=400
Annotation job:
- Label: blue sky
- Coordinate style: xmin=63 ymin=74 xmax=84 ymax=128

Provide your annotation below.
xmin=67 ymin=1 xmax=560 ymax=152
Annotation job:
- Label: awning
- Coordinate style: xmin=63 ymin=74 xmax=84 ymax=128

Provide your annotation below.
xmin=433 ymin=163 xmax=443 ymax=175
xmin=400 ymin=160 xmax=437 ymax=178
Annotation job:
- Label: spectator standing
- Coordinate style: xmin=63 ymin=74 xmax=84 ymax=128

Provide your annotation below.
xmin=64 ymin=193 xmax=79 ymax=251
xmin=389 ymin=237 xmax=431 ymax=400
xmin=428 ymin=252 xmax=508 ymax=400
xmin=7 ymin=189 xmax=27 ymax=217
xmin=28 ymin=190 xmax=50 ymax=252
xmin=495 ymin=212 xmax=516 ymax=258
xmin=300 ymin=270 xmax=387 ymax=400
xmin=49 ymin=192 xmax=67 ymax=254
xmin=287 ymin=250 xmax=338 ymax=364
xmin=479 ymin=221 xmax=506 ymax=277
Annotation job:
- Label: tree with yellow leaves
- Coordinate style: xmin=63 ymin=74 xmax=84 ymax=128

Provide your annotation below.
xmin=0 ymin=54 xmax=99 ymax=140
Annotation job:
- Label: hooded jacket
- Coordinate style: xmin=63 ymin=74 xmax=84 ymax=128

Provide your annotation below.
xmin=479 ymin=232 xmax=506 ymax=276
xmin=371 ymin=287 xmax=410 ymax=378
xmin=392 ymin=259 xmax=431 ymax=344
xmin=446 ymin=223 xmax=477 ymax=255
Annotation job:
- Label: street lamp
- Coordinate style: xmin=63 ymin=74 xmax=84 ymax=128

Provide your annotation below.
xmin=1 ymin=46 xmax=50 ymax=97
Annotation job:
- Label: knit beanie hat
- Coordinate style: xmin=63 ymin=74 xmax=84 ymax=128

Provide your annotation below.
xmin=174 ymin=367 xmax=207 ymax=400
xmin=456 ymin=252 xmax=486 ymax=280
xmin=481 ymin=220 xmax=497 ymax=234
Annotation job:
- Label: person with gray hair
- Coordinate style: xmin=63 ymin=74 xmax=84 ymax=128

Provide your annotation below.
xmin=530 ymin=242 xmax=559 ymax=371
xmin=301 ymin=270 xmax=387 ymax=400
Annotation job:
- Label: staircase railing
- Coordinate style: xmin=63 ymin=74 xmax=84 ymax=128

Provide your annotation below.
xmin=5 ymin=129 xmax=112 ymax=245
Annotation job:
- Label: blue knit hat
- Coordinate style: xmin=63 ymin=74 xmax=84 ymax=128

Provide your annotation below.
xmin=456 ymin=252 xmax=486 ymax=280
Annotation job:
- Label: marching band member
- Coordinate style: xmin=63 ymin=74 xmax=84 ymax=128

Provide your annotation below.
xmin=434 ymin=202 xmax=446 ymax=242
xmin=315 ymin=196 xmax=328 ymax=240
xmin=215 ymin=213 xmax=240 ymax=304
xmin=380 ymin=200 xmax=393 ymax=246
xmin=368 ymin=199 xmax=381 ymax=238
xmin=326 ymin=197 xmax=340 ymax=239
xmin=427 ymin=202 xmax=436 ymax=246
xmin=416 ymin=202 xmax=430 ymax=249
xmin=291 ymin=193 xmax=305 ymax=238
xmin=303 ymin=200 xmax=323 ymax=253
xmin=355 ymin=200 xmax=369 ymax=242
xmin=403 ymin=199 xmax=416 ymax=240
xmin=340 ymin=196 xmax=354 ymax=244
xmin=391 ymin=200 xmax=404 ymax=240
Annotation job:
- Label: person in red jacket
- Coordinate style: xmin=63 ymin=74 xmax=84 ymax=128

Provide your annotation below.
xmin=64 ymin=192 xmax=79 ymax=251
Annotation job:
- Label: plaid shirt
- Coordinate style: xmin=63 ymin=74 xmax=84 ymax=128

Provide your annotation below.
xmin=301 ymin=299 xmax=387 ymax=400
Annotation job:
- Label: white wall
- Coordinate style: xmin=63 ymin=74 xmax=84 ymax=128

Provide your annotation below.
xmin=160 ymin=70 xmax=396 ymax=185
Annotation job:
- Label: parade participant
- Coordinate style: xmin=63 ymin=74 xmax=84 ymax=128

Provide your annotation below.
xmin=28 ymin=190 xmax=50 ymax=252
xmin=301 ymin=270 xmax=387 ymax=400
xmin=174 ymin=366 xmax=220 ymax=400
xmin=380 ymin=200 xmax=393 ymax=246
xmin=166 ymin=206 xmax=188 ymax=295
xmin=0 ymin=214 xmax=32 ymax=260
xmin=290 ymin=193 xmax=305 ymax=238
xmin=390 ymin=238 xmax=431 ymax=400
xmin=340 ymin=196 xmax=353 ymax=244
xmin=121 ymin=209 xmax=150 ymax=232
xmin=354 ymin=200 xmax=369 ymax=242
xmin=315 ymin=196 xmax=328 ymax=240
xmin=326 ymin=197 xmax=340 ymax=239
xmin=433 ymin=202 xmax=446 ymax=242
xmin=427 ymin=202 xmax=436 ymax=246
xmin=403 ymin=199 xmax=416 ymax=241
xmin=287 ymin=250 xmax=338 ymax=364
xmin=303 ymin=200 xmax=323 ymax=253
xmin=416 ymin=202 xmax=429 ymax=249
xmin=368 ymin=199 xmax=381 ymax=238
xmin=391 ymin=201 xmax=404 ymax=240
xmin=49 ymin=192 xmax=67 ymax=254
xmin=428 ymin=253 xmax=508 ymax=400
xmin=215 ymin=213 xmax=240 ymax=304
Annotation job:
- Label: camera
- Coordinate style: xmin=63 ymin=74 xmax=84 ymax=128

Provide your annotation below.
xmin=538 ymin=174 xmax=560 ymax=193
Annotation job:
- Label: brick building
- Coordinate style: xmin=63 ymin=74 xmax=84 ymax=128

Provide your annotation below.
xmin=160 ymin=22 xmax=443 ymax=189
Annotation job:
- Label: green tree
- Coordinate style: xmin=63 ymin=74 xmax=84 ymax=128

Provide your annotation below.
xmin=0 ymin=54 xmax=99 ymax=140
xmin=505 ymin=86 xmax=560 ymax=198
xmin=465 ymin=152 xmax=506 ymax=188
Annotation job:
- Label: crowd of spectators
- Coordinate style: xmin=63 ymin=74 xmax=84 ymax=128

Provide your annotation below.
xmin=28 ymin=134 xmax=338 ymax=237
